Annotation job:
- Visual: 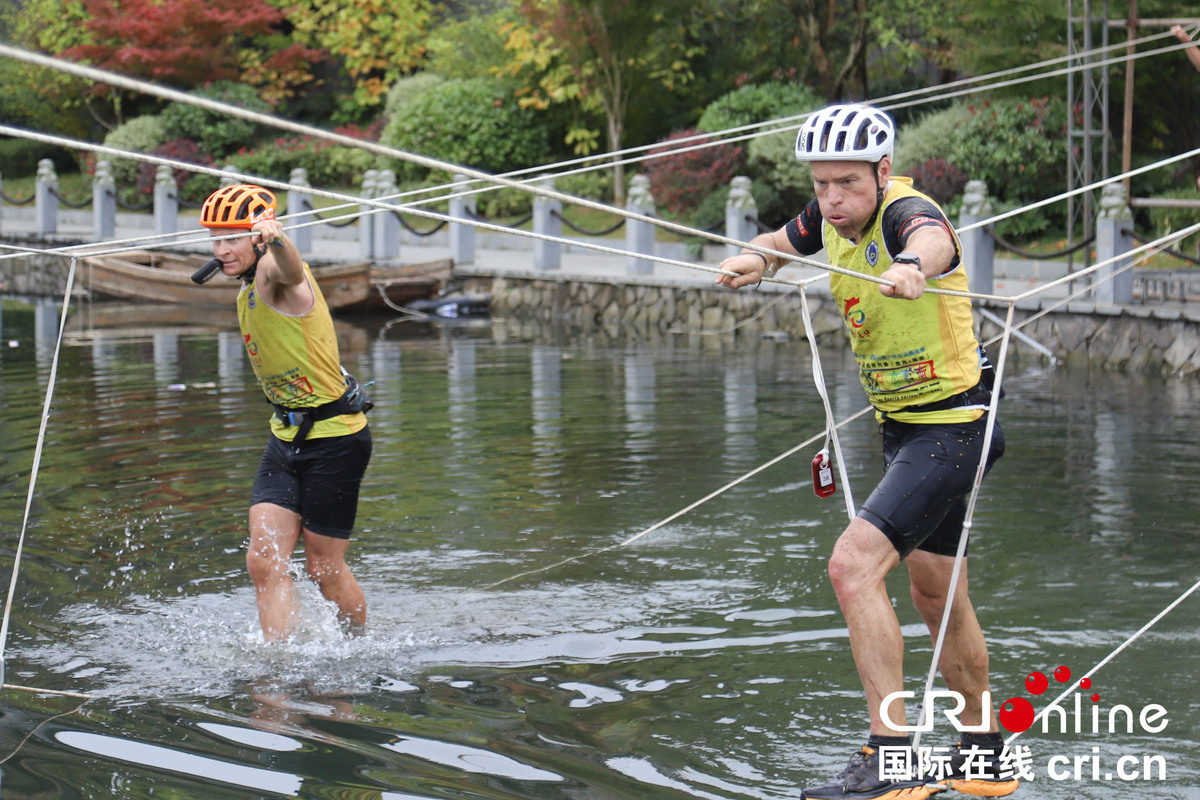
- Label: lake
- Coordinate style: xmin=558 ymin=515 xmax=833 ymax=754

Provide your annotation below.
xmin=0 ymin=296 xmax=1197 ymax=800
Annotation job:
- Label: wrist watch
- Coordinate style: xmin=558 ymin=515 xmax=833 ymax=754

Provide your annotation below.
xmin=893 ymin=252 xmax=922 ymax=272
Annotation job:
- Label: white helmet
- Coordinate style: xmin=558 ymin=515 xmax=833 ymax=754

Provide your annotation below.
xmin=795 ymin=104 xmax=895 ymax=163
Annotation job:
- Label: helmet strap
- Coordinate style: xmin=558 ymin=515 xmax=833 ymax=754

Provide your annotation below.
xmin=237 ymin=243 xmax=266 ymax=284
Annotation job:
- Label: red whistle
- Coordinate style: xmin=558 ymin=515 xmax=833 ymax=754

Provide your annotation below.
xmin=812 ymin=451 xmax=836 ymax=498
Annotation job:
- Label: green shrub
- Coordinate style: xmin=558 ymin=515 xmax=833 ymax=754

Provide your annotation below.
xmin=951 ymin=97 xmax=1067 ymax=229
xmin=552 ymin=169 xmax=612 ymax=203
xmin=161 ymin=82 xmax=270 ymax=159
xmin=1145 ymin=187 xmax=1200 ymax=255
xmin=893 ymin=104 xmax=973 ymax=175
xmin=103 ymin=115 xmax=168 ymax=193
xmin=378 ymin=77 xmax=551 ymax=182
xmin=697 ymin=82 xmax=824 ymax=133
xmin=0 ymin=138 xmax=79 ymax=178
xmin=746 ymin=127 xmax=812 ymax=217
xmin=382 ymin=72 xmax=446 ymax=122
xmin=690 ymin=178 xmax=783 ymax=233
xmin=225 ymin=128 xmax=381 ymax=189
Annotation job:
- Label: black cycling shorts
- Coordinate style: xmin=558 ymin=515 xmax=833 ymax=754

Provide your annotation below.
xmin=858 ymin=416 xmax=1004 ymax=558
xmin=250 ymin=426 xmax=372 ymax=540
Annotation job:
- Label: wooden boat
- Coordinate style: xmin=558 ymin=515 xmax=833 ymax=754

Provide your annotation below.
xmin=78 ymin=250 xmax=372 ymax=309
xmin=363 ymin=258 xmax=454 ymax=312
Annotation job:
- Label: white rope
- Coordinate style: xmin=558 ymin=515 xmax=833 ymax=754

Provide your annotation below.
xmin=911 ymin=301 xmax=1017 ymax=756
xmin=799 ymin=287 xmax=856 ymax=519
xmin=482 ymin=404 xmax=875 ymax=590
xmin=0 ymin=256 xmax=78 ymax=691
xmin=1003 ymin=576 xmax=1200 ymax=748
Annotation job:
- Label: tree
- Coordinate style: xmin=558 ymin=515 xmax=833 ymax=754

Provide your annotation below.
xmin=500 ymin=0 xmax=706 ymax=204
xmin=59 ymin=0 xmax=324 ymax=127
xmin=285 ymin=0 xmax=435 ymax=109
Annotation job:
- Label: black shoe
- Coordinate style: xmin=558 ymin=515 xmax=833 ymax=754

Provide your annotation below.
xmin=939 ymin=742 xmax=1019 ymax=797
xmin=802 ymin=745 xmax=945 ymax=800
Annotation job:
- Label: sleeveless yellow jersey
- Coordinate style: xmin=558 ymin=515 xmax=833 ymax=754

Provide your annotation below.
xmin=825 ymin=178 xmax=982 ymax=424
xmin=237 ymin=263 xmax=366 ymax=441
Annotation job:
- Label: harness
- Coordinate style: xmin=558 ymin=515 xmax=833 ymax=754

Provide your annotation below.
xmin=270 ymin=371 xmax=373 ymax=444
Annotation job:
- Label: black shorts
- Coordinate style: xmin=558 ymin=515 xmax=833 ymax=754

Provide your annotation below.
xmin=250 ymin=427 xmax=372 ymax=540
xmin=858 ymin=416 xmax=1004 ymax=558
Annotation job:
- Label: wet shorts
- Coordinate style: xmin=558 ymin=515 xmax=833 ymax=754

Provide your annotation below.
xmin=858 ymin=415 xmax=1004 ymax=558
xmin=250 ymin=426 xmax=372 ymax=540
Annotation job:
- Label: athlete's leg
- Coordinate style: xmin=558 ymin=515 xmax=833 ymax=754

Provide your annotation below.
xmin=247 ymin=502 xmax=303 ymax=642
xmin=827 ymin=516 xmax=907 ymax=735
xmin=304 ymin=529 xmax=366 ymax=631
xmin=907 ymin=551 xmax=995 ymax=731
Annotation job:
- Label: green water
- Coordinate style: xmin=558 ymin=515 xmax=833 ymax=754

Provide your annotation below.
xmin=0 ymin=299 xmax=1196 ymax=799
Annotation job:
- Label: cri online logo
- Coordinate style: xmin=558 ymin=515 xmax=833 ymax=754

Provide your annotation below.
xmin=999 ymin=664 xmax=1094 ymax=733
xmin=881 ymin=664 xmax=1103 ymax=733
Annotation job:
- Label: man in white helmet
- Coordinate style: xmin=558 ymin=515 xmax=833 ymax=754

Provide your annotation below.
xmin=717 ymin=104 xmax=1013 ymax=800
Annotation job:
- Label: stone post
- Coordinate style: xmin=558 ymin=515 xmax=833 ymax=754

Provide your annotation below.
xmin=533 ymin=177 xmax=561 ymax=270
xmin=958 ymin=180 xmax=994 ymax=296
xmin=93 ymin=160 xmax=116 ymax=239
xmin=359 ymin=169 xmax=378 ymax=260
xmin=725 ymin=176 xmax=759 ymax=259
xmin=153 ymin=165 xmax=178 ymax=237
xmin=373 ymin=169 xmax=401 ymax=261
xmin=625 ymin=174 xmax=656 ymax=275
xmin=449 ymin=173 xmax=476 ymax=265
xmin=35 ymin=158 xmax=57 ymax=235
xmin=1094 ymin=182 xmax=1134 ymax=305
xmin=220 ymin=166 xmax=241 ymax=188
xmin=287 ymin=167 xmax=313 ymax=254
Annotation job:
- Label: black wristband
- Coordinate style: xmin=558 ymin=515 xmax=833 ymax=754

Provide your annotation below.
xmin=744 ymin=251 xmax=769 ymax=269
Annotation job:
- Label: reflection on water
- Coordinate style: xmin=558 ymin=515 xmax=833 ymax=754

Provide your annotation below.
xmin=0 ymin=296 xmax=1197 ymax=799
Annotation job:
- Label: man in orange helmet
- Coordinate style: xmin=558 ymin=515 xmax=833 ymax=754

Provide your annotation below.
xmin=200 ymin=183 xmax=372 ymax=642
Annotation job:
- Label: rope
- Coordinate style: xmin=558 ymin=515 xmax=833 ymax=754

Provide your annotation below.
xmin=464 ymin=207 xmax=534 ymax=228
xmin=483 ymin=404 xmax=876 ymax=590
xmin=1127 ymin=229 xmax=1200 ymax=266
xmin=0 ymin=189 xmax=35 ymax=206
xmin=987 ymin=228 xmax=1095 ymax=259
xmin=551 ymin=208 xmax=626 ymax=236
xmin=1003 ymin=576 xmax=1200 ymax=748
xmin=392 ymin=210 xmax=446 ymax=236
xmin=799 ymin=287 xmax=856 ymax=520
xmin=0 ymin=256 xmax=77 ymax=691
xmin=48 ymin=186 xmax=91 ymax=209
xmin=911 ymin=301 xmax=1016 ymax=757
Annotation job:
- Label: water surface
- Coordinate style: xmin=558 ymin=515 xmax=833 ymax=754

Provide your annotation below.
xmin=0 ymin=298 xmax=1196 ymax=799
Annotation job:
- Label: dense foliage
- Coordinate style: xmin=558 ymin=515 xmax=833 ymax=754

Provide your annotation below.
xmin=161 ymin=83 xmax=272 ymax=160
xmin=1 ymin=0 xmax=1196 ymax=245
xmin=378 ymin=77 xmax=551 ymax=180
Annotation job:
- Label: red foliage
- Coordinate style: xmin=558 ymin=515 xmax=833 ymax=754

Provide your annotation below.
xmin=644 ymin=129 xmax=745 ymax=215
xmin=63 ymin=0 xmax=288 ymax=89
xmin=136 ymin=138 xmax=213 ymax=197
xmin=907 ymin=158 xmax=968 ymax=206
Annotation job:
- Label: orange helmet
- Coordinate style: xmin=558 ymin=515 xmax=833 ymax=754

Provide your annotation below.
xmin=200 ymin=184 xmax=277 ymax=228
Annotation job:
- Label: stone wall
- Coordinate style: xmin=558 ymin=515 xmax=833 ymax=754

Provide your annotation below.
xmin=461 ymin=275 xmax=1200 ymax=378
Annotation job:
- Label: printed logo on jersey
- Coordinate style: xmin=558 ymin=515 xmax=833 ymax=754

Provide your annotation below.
xmin=243 ymin=333 xmax=258 ymax=357
xmin=843 ymin=297 xmax=866 ymax=329
xmin=247 ymin=288 xmax=257 ymax=310
xmin=866 ymin=240 xmax=879 ymax=267
xmin=864 ymin=360 xmax=937 ymax=393
xmin=899 ymin=215 xmax=946 ymax=240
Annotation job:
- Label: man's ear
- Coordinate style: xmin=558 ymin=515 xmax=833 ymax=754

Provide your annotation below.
xmin=876 ymin=156 xmax=892 ymax=185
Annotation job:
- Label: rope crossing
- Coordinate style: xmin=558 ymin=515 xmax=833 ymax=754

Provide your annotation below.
xmin=0 ymin=36 xmax=1196 ymax=742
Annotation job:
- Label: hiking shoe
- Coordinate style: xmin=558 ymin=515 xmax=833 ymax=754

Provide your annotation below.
xmin=940 ymin=742 xmax=1019 ymax=797
xmin=802 ymin=745 xmax=945 ymax=800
